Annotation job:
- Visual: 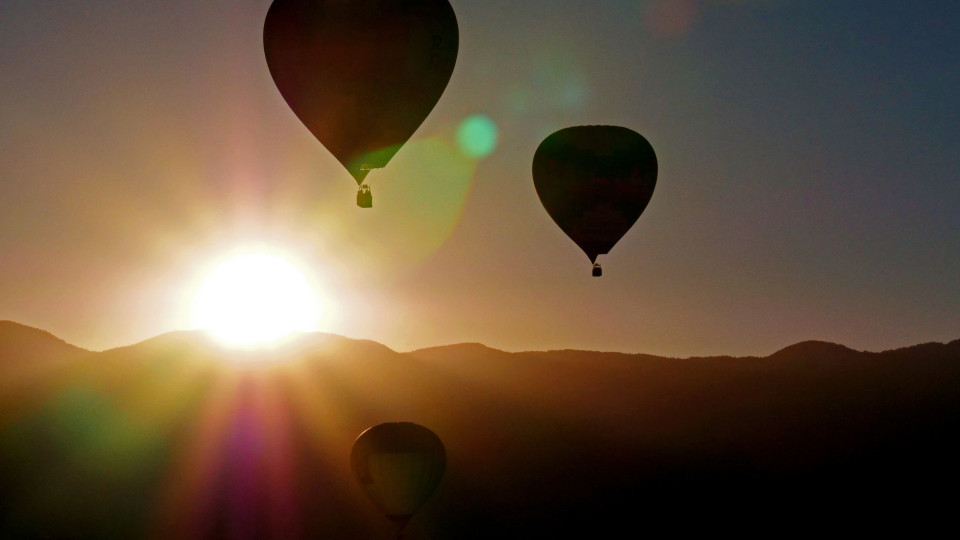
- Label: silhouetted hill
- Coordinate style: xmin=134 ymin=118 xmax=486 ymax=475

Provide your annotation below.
xmin=409 ymin=342 xmax=512 ymax=363
xmin=0 ymin=320 xmax=87 ymax=363
xmin=2 ymin=325 xmax=959 ymax=538
xmin=0 ymin=321 xmax=89 ymax=415
xmin=767 ymin=339 xmax=858 ymax=361
xmin=411 ymin=342 xmax=502 ymax=355
xmin=101 ymin=329 xmax=397 ymax=365
xmin=882 ymin=338 xmax=960 ymax=360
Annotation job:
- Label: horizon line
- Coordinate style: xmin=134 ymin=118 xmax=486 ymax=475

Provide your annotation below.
xmin=2 ymin=319 xmax=957 ymax=360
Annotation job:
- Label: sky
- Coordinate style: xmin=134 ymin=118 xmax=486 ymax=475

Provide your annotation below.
xmin=1 ymin=0 xmax=958 ymax=356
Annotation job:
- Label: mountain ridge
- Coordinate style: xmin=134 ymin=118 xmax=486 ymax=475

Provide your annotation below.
xmin=3 ymin=319 xmax=957 ymax=361
xmin=0 ymin=320 xmax=88 ymax=351
xmin=0 ymin=320 xmax=88 ymax=364
xmin=2 ymin=320 xmax=959 ymax=537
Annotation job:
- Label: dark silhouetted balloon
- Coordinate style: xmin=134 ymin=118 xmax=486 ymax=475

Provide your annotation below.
xmin=263 ymin=0 xmax=459 ymax=206
xmin=533 ymin=126 xmax=657 ymax=276
xmin=351 ymin=422 xmax=446 ymax=533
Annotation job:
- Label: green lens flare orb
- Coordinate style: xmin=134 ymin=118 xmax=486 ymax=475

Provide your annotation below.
xmin=456 ymin=115 xmax=498 ymax=158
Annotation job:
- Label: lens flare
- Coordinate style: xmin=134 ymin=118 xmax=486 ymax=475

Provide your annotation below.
xmin=456 ymin=115 xmax=499 ymax=159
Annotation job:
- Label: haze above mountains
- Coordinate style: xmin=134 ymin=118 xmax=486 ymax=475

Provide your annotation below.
xmin=2 ymin=320 xmax=959 ymax=538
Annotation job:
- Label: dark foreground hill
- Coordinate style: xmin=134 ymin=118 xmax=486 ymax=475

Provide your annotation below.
xmin=1 ymin=321 xmax=959 ymax=538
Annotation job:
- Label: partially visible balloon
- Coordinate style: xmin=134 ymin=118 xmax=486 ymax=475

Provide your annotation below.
xmin=263 ymin=0 xmax=459 ymax=207
xmin=533 ymin=126 xmax=657 ymax=276
xmin=351 ymin=422 xmax=446 ymax=533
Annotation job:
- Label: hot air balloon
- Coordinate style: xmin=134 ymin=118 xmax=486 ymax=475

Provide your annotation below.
xmin=351 ymin=422 xmax=446 ymax=538
xmin=263 ymin=0 xmax=460 ymax=208
xmin=532 ymin=126 xmax=658 ymax=277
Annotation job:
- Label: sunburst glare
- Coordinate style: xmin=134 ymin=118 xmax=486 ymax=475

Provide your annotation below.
xmin=192 ymin=250 xmax=327 ymax=348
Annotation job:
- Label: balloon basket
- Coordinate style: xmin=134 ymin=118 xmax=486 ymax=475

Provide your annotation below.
xmin=592 ymin=263 xmax=602 ymax=277
xmin=357 ymin=185 xmax=373 ymax=208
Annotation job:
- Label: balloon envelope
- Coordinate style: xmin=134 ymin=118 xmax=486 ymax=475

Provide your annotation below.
xmin=263 ymin=0 xmax=459 ymax=185
xmin=351 ymin=422 xmax=446 ymax=525
xmin=533 ymin=126 xmax=657 ymax=265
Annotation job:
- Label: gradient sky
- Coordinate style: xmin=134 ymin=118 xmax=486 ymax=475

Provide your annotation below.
xmin=1 ymin=0 xmax=958 ymax=356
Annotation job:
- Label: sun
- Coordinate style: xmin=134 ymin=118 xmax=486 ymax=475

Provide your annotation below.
xmin=192 ymin=250 xmax=326 ymax=348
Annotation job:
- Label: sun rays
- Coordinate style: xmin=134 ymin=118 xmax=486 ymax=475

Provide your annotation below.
xmin=191 ymin=250 xmax=330 ymax=350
